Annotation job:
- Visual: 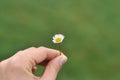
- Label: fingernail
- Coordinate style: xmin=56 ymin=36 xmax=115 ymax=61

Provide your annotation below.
xmin=60 ymin=56 xmax=67 ymax=65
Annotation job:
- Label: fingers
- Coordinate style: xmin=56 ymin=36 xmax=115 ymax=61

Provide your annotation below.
xmin=12 ymin=46 xmax=68 ymax=80
xmin=40 ymin=53 xmax=68 ymax=80
xmin=14 ymin=47 xmax=60 ymax=66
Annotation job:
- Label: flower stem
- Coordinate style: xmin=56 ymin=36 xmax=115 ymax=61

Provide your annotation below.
xmin=58 ymin=43 xmax=61 ymax=55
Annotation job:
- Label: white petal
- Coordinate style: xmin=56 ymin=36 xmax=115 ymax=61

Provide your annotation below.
xmin=55 ymin=34 xmax=60 ymax=38
xmin=61 ymin=35 xmax=64 ymax=40
xmin=52 ymin=40 xmax=57 ymax=43
xmin=53 ymin=36 xmax=56 ymax=40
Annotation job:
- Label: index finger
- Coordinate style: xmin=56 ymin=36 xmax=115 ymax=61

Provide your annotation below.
xmin=14 ymin=47 xmax=60 ymax=65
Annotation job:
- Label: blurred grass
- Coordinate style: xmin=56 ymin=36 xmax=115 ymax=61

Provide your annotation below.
xmin=0 ymin=0 xmax=120 ymax=80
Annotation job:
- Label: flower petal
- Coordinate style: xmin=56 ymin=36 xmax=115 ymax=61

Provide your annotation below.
xmin=52 ymin=40 xmax=56 ymax=43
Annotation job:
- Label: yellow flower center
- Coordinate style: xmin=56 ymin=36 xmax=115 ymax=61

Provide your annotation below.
xmin=55 ymin=37 xmax=61 ymax=43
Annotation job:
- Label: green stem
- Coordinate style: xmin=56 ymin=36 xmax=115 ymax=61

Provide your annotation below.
xmin=58 ymin=43 xmax=61 ymax=54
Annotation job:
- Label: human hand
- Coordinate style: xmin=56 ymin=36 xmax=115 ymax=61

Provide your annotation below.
xmin=0 ymin=47 xmax=67 ymax=80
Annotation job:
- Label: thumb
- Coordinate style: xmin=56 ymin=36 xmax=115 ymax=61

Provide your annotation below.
xmin=40 ymin=54 xmax=68 ymax=80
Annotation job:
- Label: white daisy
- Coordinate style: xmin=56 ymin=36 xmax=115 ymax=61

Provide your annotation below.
xmin=52 ymin=34 xmax=64 ymax=43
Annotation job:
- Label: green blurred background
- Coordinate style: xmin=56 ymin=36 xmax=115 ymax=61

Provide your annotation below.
xmin=0 ymin=0 xmax=120 ymax=80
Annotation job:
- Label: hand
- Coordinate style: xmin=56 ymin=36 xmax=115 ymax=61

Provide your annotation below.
xmin=0 ymin=47 xmax=67 ymax=80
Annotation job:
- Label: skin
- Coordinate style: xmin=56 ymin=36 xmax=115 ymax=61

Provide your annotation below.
xmin=0 ymin=47 xmax=68 ymax=80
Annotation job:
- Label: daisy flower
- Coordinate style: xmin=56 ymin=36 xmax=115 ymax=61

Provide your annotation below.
xmin=52 ymin=34 xmax=65 ymax=54
xmin=52 ymin=34 xmax=64 ymax=44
